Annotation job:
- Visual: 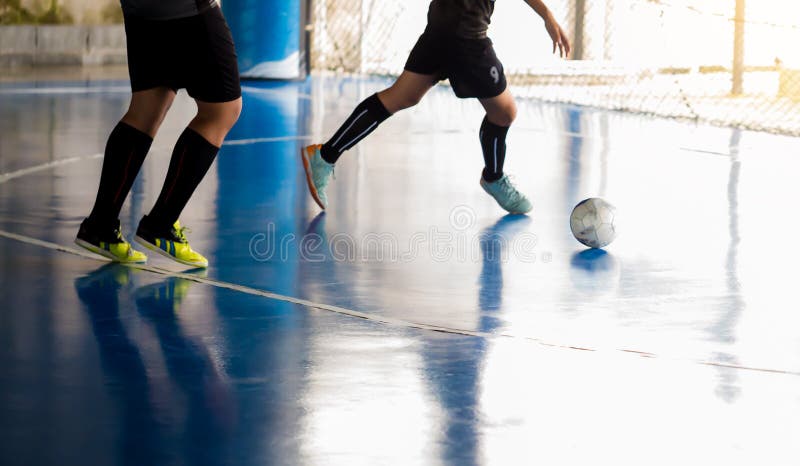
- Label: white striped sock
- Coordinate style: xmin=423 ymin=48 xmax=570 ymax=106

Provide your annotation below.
xmin=493 ymin=137 xmax=498 ymax=173
xmin=340 ymin=122 xmax=378 ymax=152
xmin=331 ymin=109 xmax=368 ymax=149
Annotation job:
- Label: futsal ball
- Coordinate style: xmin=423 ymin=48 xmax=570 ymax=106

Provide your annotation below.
xmin=570 ymin=198 xmax=617 ymax=249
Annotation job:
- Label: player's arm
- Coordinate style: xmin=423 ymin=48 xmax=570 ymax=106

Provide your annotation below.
xmin=523 ymin=0 xmax=571 ymax=57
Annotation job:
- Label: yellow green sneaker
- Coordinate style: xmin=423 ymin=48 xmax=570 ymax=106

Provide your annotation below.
xmin=134 ymin=215 xmax=208 ymax=268
xmin=75 ymin=218 xmax=147 ymax=263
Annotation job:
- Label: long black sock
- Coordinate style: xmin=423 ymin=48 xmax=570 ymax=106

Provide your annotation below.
xmin=148 ymin=128 xmax=219 ymax=229
xmin=88 ymin=122 xmax=153 ymax=227
xmin=479 ymin=116 xmax=509 ymax=183
xmin=320 ymin=93 xmax=392 ymax=164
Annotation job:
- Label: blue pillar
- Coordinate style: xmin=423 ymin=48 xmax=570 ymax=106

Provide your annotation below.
xmin=222 ymin=0 xmax=306 ymax=80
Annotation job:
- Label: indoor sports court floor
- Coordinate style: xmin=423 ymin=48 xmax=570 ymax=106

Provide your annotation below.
xmin=2 ymin=73 xmax=800 ymax=465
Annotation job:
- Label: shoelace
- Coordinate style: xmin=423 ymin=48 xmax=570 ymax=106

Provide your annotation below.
xmin=111 ymin=227 xmax=136 ymax=257
xmin=173 ymin=225 xmax=190 ymax=244
xmin=319 ymin=160 xmax=335 ymax=184
xmin=313 ymin=152 xmax=335 ymax=184
xmin=498 ymin=176 xmax=523 ymax=203
xmin=112 ymin=227 xmax=131 ymax=245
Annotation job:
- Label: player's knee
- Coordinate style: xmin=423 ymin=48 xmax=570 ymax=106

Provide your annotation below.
xmin=197 ymin=98 xmax=241 ymax=131
xmin=226 ymin=98 xmax=243 ymax=126
xmin=123 ymin=92 xmax=174 ymax=136
xmin=380 ymin=88 xmax=422 ymax=112
xmin=504 ymin=106 xmax=518 ymax=126
xmin=122 ymin=108 xmax=168 ymax=136
xmin=402 ymin=92 xmax=424 ymax=109
xmin=488 ymin=105 xmax=516 ymax=127
xmin=388 ymin=94 xmax=422 ymax=112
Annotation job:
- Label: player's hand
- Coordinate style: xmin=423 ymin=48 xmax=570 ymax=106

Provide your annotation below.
xmin=543 ymin=12 xmax=570 ymax=58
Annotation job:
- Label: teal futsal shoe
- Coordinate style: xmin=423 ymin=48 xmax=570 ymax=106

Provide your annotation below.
xmin=480 ymin=174 xmax=533 ymax=215
xmin=301 ymin=144 xmax=334 ymax=209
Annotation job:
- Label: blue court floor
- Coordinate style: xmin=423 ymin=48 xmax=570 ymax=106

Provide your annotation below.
xmin=2 ymin=75 xmax=800 ymax=465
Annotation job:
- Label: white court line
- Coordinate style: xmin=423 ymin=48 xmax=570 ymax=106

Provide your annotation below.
xmin=0 ymin=85 xmax=309 ymax=98
xmin=0 ymin=137 xmax=290 ymax=186
xmin=223 ymin=128 xmax=557 ymax=147
xmin=241 ymin=85 xmax=312 ymax=100
xmin=679 ymin=147 xmax=732 ymax=157
xmin=0 ymin=86 xmax=131 ymax=95
xmin=0 ymin=153 xmax=103 ymax=184
xmin=223 ymin=135 xmax=313 ymax=146
xmin=0 ymin=228 xmax=798 ymax=378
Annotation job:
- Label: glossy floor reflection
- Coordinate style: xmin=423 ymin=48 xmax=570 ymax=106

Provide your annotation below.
xmin=2 ymin=76 xmax=800 ymax=465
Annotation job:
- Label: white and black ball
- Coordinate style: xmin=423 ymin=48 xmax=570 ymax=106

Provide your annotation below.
xmin=570 ymin=198 xmax=617 ymax=249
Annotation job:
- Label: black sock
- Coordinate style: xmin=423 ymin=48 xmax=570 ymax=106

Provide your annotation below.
xmin=88 ymin=122 xmax=152 ymax=227
xmin=148 ymin=128 xmax=219 ymax=229
xmin=321 ymin=93 xmax=392 ymax=164
xmin=479 ymin=116 xmax=509 ymax=183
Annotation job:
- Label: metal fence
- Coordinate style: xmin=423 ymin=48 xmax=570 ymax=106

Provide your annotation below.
xmin=311 ymin=0 xmax=800 ymax=136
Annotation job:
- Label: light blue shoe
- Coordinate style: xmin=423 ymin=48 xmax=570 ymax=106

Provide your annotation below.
xmin=301 ymin=144 xmax=335 ymax=209
xmin=480 ymin=174 xmax=533 ymax=214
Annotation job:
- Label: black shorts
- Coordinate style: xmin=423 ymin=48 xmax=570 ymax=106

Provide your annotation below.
xmin=404 ymin=30 xmax=507 ymax=99
xmin=123 ymin=5 xmax=241 ymax=103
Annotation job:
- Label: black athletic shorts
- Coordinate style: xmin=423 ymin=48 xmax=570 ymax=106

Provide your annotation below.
xmin=404 ymin=29 xmax=507 ymax=99
xmin=123 ymin=5 xmax=241 ymax=103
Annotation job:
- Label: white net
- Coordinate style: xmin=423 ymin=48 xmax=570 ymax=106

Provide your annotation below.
xmin=311 ymin=0 xmax=800 ymax=136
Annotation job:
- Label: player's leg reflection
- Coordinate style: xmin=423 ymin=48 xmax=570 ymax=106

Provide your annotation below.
xmin=74 ymin=264 xmax=164 ymax=466
xmin=708 ymin=127 xmax=744 ymax=402
xmin=479 ymin=214 xmax=532 ymax=331
xmin=424 ymin=214 xmax=532 ymax=465
xmin=134 ymin=273 xmax=236 ymax=466
xmin=298 ymin=211 xmax=347 ymax=295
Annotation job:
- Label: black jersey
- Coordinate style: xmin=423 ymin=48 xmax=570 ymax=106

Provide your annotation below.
xmin=426 ymin=0 xmax=496 ymax=39
xmin=120 ymin=0 xmax=218 ymax=20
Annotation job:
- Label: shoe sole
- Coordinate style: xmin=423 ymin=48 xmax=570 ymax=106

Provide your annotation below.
xmin=300 ymin=146 xmax=327 ymax=210
xmin=134 ymin=235 xmax=209 ymax=268
xmin=75 ymin=238 xmax=147 ymax=264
